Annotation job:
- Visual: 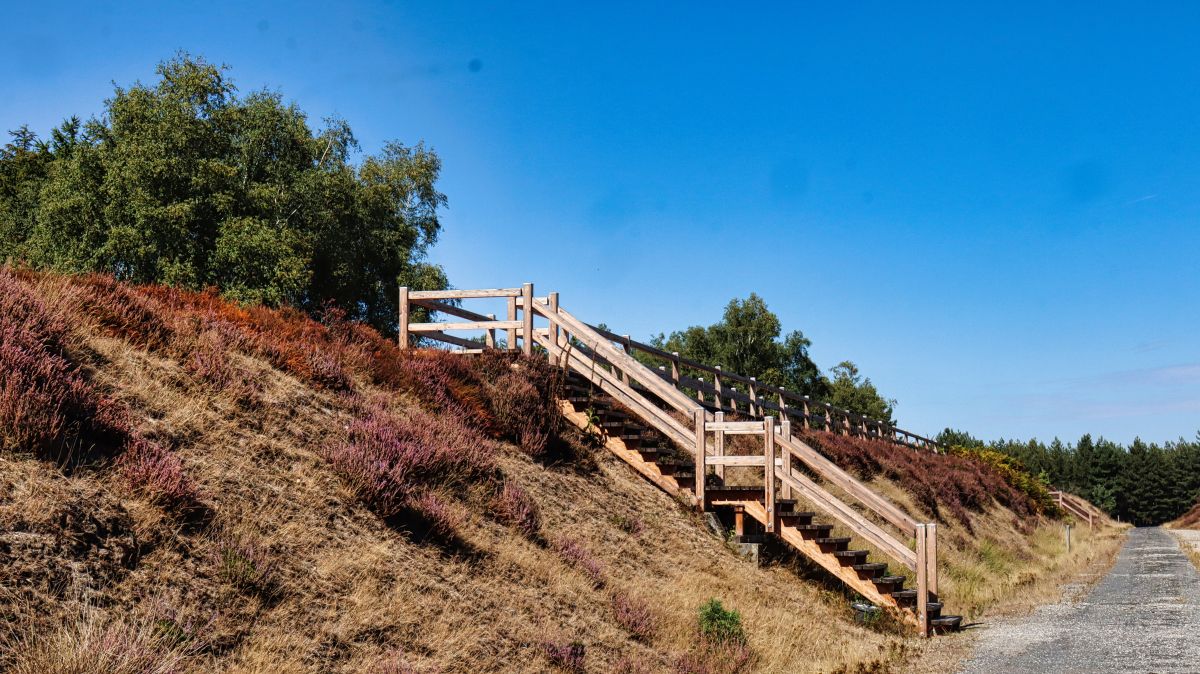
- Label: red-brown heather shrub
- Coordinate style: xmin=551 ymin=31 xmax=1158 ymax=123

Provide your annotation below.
xmin=494 ymin=481 xmax=541 ymax=538
xmin=326 ymin=401 xmax=494 ymax=518
xmin=369 ymin=652 xmax=437 ymax=674
xmin=552 ymin=537 xmax=605 ymax=587
xmin=478 ymin=352 xmax=563 ymax=458
xmin=1177 ymin=502 xmax=1200 ymax=529
xmin=118 ymin=439 xmax=202 ymax=510
xmin=799 ymin=430 xmax=1034 ymax=532
xmin=541 ymin=639 xmax=586 ymax=672
xmin=0 ymin=268 xmax=129 ymax=463
xmin=391 ymin=349 xmax=497 ymax=435
xmin=610 ymin=590 xmax=656 ymax=641
xmin=613 ymin=656 xmax=658 ymax=674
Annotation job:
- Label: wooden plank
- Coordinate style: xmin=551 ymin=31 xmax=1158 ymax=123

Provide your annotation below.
xmin=739 ymin=500 xmax=916 ymax=627
xmin=778 ymin=469 xmax=918 ymax=570
xmin=423 ymin=331 xmax=487 ymax=350
xmin=409 ymin=320 xmax=521 ymax=332
xmin=398 ymin=286 xmax=410 ymax=349
xmin=705 ymin=421 xmax=766 ymax=433
xmin=485 ymin=314 xmax=496 ymax=348
xmin=408 ymin=298 xmax=494 ymax=322
xmin=776 ymin=433 xmax=920 ymax=536
xmin=409 ymin=288 xmax=522 ymax=299
xmin=780 ymin=419 xmax=793 ymax=501
xmin=708 ymin=456 xmax=767 ymax=467
xmin=521 ymin=283 xmax=533 ymax=356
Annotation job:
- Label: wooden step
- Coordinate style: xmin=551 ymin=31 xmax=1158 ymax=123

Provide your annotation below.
xmin=874 ymin=575 xmax=906 ymax=589
xmin=890 ymin=589 xmax=917 ymax=601
xmin=833 ymin=549 xmax=870 ymax=560
xmin=792 ymin=523 xmax=835 ymax=535
xmin=851 ymin=562 xmax=888 ymax=577
xmin=814 ymin=536 xmax=852 ymax=547
xmin=931 ymin=615 xmax=963 ymax=631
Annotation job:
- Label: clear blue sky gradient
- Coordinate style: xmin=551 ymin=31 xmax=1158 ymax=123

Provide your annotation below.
xmin=4 ymin=2 xmax=1198 ymax=444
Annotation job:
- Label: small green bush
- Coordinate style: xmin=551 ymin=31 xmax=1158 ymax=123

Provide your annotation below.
xmin=697 ymin=599 xmax=745 ymax=646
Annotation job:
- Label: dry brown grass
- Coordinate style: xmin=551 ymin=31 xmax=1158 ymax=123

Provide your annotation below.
xmin=0 ymin=271 xmax=1131 ymax=673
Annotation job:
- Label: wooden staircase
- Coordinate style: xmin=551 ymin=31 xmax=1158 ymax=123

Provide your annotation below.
xmin=398 ymin=284 xmax=962 ymax=636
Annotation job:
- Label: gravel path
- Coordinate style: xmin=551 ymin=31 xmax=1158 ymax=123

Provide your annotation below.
xmin=958 ymin=527 xmax=1200 ymax=674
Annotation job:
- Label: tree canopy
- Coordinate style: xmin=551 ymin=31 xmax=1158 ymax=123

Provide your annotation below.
xmin=0 ymin=54 xmax=447 ymax=333
xmin=648 ymin=293 xmax=896 ymax=423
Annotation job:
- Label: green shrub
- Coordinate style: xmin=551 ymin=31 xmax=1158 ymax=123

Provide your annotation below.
xmin=697 ymin=599 xmax=745 ymax=646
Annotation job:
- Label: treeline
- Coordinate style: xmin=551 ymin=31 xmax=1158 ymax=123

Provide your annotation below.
xmin=938 ymin=429 xmax=1200 ymax=526
xmin=641 ymin=293 xmax=898 ymax=423
xmin=0 ymin=54 xmax=447 ymax=334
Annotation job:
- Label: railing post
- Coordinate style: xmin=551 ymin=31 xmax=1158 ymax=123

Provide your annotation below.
xmin=714 ymin=411 xmax=725 ymax=482
xmin=764 ymin=416 xmax=776 ymax=533
xmin=521 ymin=283 xmax=533 ymax=356
xmin=749 ymin=377 xmax=759 ymax=416
xmin=398 ymin=286 xmax=410 ymax=349
xmin=621 ymin=336 xmax=632 ymax=385
xmin=485 ymin=314 xmax=496 ymax=349
xmin=506 ymin=296 xmax=517 ymax=351
xmin=780 ymin=418 xmax=792 ymax=500
xmin=729 ymin=387 xmax=739 ymax=413
xmin=670 ymin=352 xmax=681 ymax=388
xmin=714 ymin=367 xmax=724 ymax=410
xmin=802 ymin=399 xmax=810 ymax=430
xmin=927 ymin=522 xmax=938 ymax=598
xmin=842 ymin=410 xmax=851 ymax=437
xmin=694 ymin=409 xmax=706 ymax=510
xmin=548 ymin=292 xmax=560 ymax=359
xmin=916 ymin=523 xmax=929 ymax=637
xmin=695 ymin=377 xmax=706 ymax=404
xmin=824 ymin=406 xmax=832 ymax=432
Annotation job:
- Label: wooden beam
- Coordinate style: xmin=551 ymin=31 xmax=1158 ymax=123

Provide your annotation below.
xmin=409 ymin=288 xmax=522 ymax=299
xmin=694 ymin=409 xmax=706 ymax=511
xmin=764 ymin=417 xmax=776 ymax=534
xmin=917 ymin=524 xmax=929 ymax=637
xmin=714 ymin=411 xmax=725 ymax=481
xmin=408 ymin=320 xmax=521 ymax=332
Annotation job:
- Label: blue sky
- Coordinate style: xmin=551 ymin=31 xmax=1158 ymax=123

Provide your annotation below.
xmin=3 ymin=2 xmax=1198 ymax=444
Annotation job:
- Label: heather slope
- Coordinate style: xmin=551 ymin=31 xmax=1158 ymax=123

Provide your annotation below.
xmin=0 ymin=269 xmax=1123 ymax=673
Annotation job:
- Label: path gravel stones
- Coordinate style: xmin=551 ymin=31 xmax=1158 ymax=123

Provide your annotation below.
xmin=958 ymin=527 xmax=1200 ymax=674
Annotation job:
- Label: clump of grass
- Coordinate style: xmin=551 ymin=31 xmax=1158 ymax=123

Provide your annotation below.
xmin=612 ymin=513 xmax=645 ymax=537
xmin=494 ymin=481 xmax=541 ymax=539
xmin=118 ymin=439 xmax=202 ymax=511
xmin=5 ymin=609 xmax=196 ymax=674
xmin=213 ymin=538 xmax=277 ymax=596
xmin=610 ymin=590 xmax=655 ymax=641
xmin=541 ymin=639 xmax=585 ymax=672
xmin=552 ymin=537 xmax=605 ymax=587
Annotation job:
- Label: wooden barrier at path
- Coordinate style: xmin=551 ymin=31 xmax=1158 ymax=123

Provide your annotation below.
xmin=399 ymin=283 xmax=955 ymax=635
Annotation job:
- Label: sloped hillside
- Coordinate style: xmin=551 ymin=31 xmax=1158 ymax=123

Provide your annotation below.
xmin=0 ymin=268 xmax=1121 ymax=673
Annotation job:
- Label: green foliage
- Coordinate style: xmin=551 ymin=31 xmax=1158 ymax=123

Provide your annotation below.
xmin=697 ymin=598 xmax=746 ymax=645
xmin=959 ymin=429 xmax=1200 ymax=526
xmin=650 ymin=293 xmax=826 ymax=397
xmin=0 ymin=53 xmax=447 ymax=334
xmin=946 ymin=443 xmax=1057 ymax=515
xmin=826 ymin=360 xmax=896 ymax=424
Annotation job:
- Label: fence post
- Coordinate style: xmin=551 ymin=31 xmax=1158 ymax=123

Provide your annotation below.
xmin=506 ymin=296 xmax=517 ymax=351
xmin=398 ymin=286 xmax=410 ymax=349
xmin=485 ymin=314 xmax=496 ymax=349
xmin=1065 ymin=524 xmax=1072 ymax=553
xmin=714 ymin=367 xmax=724 ymax=410
xmin=694 ymin=409 xmax=706 ymax=510
xmin=842 ymin=410 xmax=851 ymax=436
xmin=621 ymin=336 xmax=633 ymax=385
xmin=916 ymin=523 xmax=929 ymax=637
xmin=670 ymin=352 xmax=681 ymax=388
xmin=927 ymin=522 xmax=938 ymax=598
xmin=802 ymin=399 xmax=810 ymax=430
xmin=764 ymin=417 xmax=776 ymax=533
xmin=696 ymin=377 xmax=707 ymax=404
xmin=714 ymin=411 xmax=725 ymax=482
xmin=748 ymin=377 xmax=758 ymax=416
xmin=780 ymin=418 xmax=792 ymax=500
xmin=521 ymin=283 xmax=533 ymax=356
xmin=548 ymin=292 xmax=560 ymax=359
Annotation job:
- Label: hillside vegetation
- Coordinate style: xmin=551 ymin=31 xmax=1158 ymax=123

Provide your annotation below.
xmin=0 ymin=268 xmax=1122 ymax=673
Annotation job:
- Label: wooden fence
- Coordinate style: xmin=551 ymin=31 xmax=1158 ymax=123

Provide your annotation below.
xmin=398 ymin=283 xmax=943 ymax=635
xmin=1049 ymin=490 xmax=1097 ymax=528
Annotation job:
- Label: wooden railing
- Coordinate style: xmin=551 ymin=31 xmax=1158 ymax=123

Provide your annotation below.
xmin=1049 ymin=490 xmax=1097 ymax=528
xmin=398 ymin=284 xmax=942 ymax=635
